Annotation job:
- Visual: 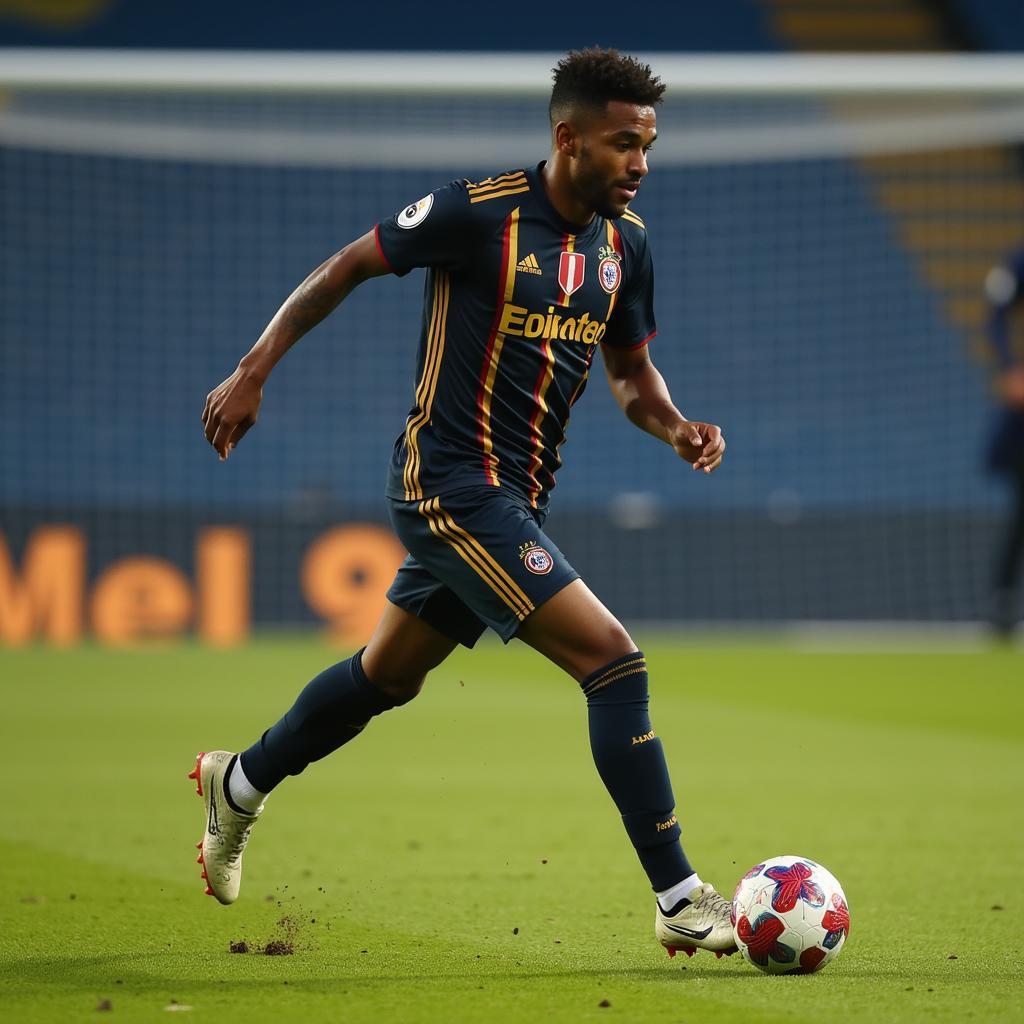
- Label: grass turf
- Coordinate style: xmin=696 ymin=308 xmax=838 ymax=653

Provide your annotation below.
xmin=1 ymin=637 xmax=1021 ymax=1023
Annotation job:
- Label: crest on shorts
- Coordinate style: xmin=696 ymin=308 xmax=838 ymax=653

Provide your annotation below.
xmin=521 ymin=543 xmax=554 ymax=575
xmin=558 ymin=251 xmax=585 ymax=298
xmin=599 ymin=256 xmax=622 ymax=294
xmin=397 ymin=193 xmax=434 ymax=229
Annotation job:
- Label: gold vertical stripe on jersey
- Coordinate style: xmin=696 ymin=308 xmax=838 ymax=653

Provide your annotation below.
xmin=604 ymin=221 xmax=622 ymax=321
xmin=403 ymin=272 xmax=448 ymax=499
xmin=526 ymin=336 xmax=557 ymax=508
xmin=419 ymin=498 xmax=533 ymax=619
xmin=402 ymin=272 xmax=450 ymax=500
xmin=480 ymin=207 xmax=520 ymax=486
xmin=620 ymin=209 xmax=645 ymax=229
xmin=558 ymin=233 xmax=576 ymax=307
xmin=401 ymin=273 xmax=442 ymax=499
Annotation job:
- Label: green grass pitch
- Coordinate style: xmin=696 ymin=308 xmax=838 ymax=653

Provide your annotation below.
xmin=1 ymin=637 xmax=1021 ymax=1023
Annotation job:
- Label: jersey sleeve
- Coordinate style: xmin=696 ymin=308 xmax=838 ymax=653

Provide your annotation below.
xmin=602 ymin=226 xmax=657 ymax=349
xmin=375 ymin=179 xmax=476 ymax=277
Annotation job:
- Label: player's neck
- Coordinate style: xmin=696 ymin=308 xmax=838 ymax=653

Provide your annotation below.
xmin=541 ymin=156 xmax=597 ymax=229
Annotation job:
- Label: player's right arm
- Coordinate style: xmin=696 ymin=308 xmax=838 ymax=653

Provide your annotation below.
xmin=202 ymin=229 xmax=389 ymax=460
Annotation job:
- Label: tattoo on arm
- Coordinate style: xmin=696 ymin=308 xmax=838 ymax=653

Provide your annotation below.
xmin=284 ymin=270 xmax=346 ymax=335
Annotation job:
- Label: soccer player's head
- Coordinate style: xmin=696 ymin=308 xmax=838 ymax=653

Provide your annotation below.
xmin=549 ymin=48 xmax=664 ymax=219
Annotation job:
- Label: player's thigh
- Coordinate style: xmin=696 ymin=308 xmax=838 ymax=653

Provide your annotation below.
xmin=362 ymin=599 xmax=459 ymax=698
xmin=516 ymin=577 xmax=637 ymax=683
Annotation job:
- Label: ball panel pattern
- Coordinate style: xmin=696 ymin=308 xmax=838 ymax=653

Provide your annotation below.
xmin=732 ymin=856 xmax=849 ymax=976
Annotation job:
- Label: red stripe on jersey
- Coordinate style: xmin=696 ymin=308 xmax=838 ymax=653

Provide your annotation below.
xmin=373 ymin=223 xmax=394 ymax=274
xmin=526 ymin=336 xmax=556 ymax=507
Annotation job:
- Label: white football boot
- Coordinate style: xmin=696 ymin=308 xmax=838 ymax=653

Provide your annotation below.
xmin=188 ymin=751 xmax=262 ymax=905
xmin=655 ymin=883 xmax=738 ymax=959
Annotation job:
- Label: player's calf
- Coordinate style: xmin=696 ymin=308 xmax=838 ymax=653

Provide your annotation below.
xmin=239 ymin=648 xmax=410 ymax=794
xmin=582 ymin=651 xmax=696 ymax=891
xmin=579 ymin=651 xmax=737 ymax=958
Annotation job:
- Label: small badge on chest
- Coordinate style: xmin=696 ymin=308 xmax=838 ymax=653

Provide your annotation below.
xmin=598 ymin=256 xmax=621 ymax=294
xmin=558 ymin=251 xmax=585 ymax=297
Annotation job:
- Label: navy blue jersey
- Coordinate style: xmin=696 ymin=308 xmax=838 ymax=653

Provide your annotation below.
xmin=376 ymin=162 xmax=656 ymax=510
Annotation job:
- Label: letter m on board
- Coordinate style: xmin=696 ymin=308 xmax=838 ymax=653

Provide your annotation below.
xmin=0 ymin=529 xmax=85 ymax=646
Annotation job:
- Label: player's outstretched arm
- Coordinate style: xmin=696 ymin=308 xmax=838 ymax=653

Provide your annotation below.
xmin=601 ymin=342 xmax=726 ymax=474
xmin=202 ymin=229 xmax=390 ymax=460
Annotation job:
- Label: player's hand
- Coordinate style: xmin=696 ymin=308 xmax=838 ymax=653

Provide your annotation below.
xmin=670 ymin=420 xmax=725 ymax=474
xmin=201 ymin=366 xmax=264 ymax=461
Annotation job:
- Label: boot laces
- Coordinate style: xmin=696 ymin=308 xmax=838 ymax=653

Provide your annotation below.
xmin=691 ymin=887 xmax=732 ymax=925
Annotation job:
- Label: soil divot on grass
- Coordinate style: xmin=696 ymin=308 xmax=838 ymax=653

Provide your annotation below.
xmin=263 ymin=914 xmax=301 ymax=955
xmin=230 ymin=913 xmax=306 ymax=956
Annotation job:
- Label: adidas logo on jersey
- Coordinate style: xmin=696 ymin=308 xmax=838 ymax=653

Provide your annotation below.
xmin=516 ymin=253 xmax=542 ymax=275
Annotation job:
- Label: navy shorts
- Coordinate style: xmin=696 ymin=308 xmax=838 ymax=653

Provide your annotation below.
xmin=386 ymin=486 xmax=579 ymax=646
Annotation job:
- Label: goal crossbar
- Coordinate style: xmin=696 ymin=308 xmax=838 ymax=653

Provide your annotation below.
xmin=1 ymin=49 xmax=1023 ymax=95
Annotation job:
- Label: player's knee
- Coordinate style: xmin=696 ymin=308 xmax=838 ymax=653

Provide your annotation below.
xmin=366 ymin=669 xmax=426 ymax=705
xmin=569 ymin=622 xmax=637 ymax=681
xmin=592 ymin=620 xmax=636 ymax=663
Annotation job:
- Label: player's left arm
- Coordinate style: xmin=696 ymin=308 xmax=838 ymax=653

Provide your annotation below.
xmin=601 ymin=343 xmax=725 ymax=473
xmin=600 ymin=224 xmax=724 ymax=473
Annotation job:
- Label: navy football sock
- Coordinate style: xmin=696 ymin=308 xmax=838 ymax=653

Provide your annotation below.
xmin=581 ymin=651 xmax=695 ymax=892
xmin=239 ymin=649 xmax=404 ymax=793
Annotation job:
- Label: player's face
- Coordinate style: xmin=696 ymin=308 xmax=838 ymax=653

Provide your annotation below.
xmin=571 ymin=101 xmax=657 ymax=219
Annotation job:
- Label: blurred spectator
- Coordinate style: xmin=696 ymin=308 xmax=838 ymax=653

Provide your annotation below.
xmin=983 ymin=248 xmax=1024 ymax=638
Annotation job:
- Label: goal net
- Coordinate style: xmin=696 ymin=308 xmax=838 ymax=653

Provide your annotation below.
xmin=2 ymin=51 xmax=1023 ymax=642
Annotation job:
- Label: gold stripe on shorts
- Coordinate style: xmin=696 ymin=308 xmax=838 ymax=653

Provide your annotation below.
xmin=418 ymin=497 xmax=534 ymax=620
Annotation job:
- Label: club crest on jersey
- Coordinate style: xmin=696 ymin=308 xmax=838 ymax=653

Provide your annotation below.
xmin=558 ymin=251 xmax=585 ymax=298
xmin=519 ymin=540 xmax=554 ymax=575
xmin=397 ymin=193 xmax=434 ymax=229
xmin=599 ymin=256 xmax=622 ymax=294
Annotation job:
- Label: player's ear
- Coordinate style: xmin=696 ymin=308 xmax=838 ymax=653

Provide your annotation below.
xmin=554 ymin=120 xmax=578 ymax=158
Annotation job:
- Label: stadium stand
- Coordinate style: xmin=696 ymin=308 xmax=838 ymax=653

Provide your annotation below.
xmin=2 ymin=5 xmax=1021 ymax=633
xmin=0 ymin=0 xmax=778 ymax=51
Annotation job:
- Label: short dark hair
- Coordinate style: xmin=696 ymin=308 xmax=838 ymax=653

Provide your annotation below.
xmin=549 ymin=48 xmax=666 ymax=127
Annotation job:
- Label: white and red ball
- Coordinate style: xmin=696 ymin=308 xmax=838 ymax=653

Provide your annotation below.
xmin=731 ymin=856 xmax=850 ymax=975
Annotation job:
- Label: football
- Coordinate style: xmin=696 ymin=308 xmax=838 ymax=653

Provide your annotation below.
xmin=731 ymin=856 xmax=850 ymax=975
